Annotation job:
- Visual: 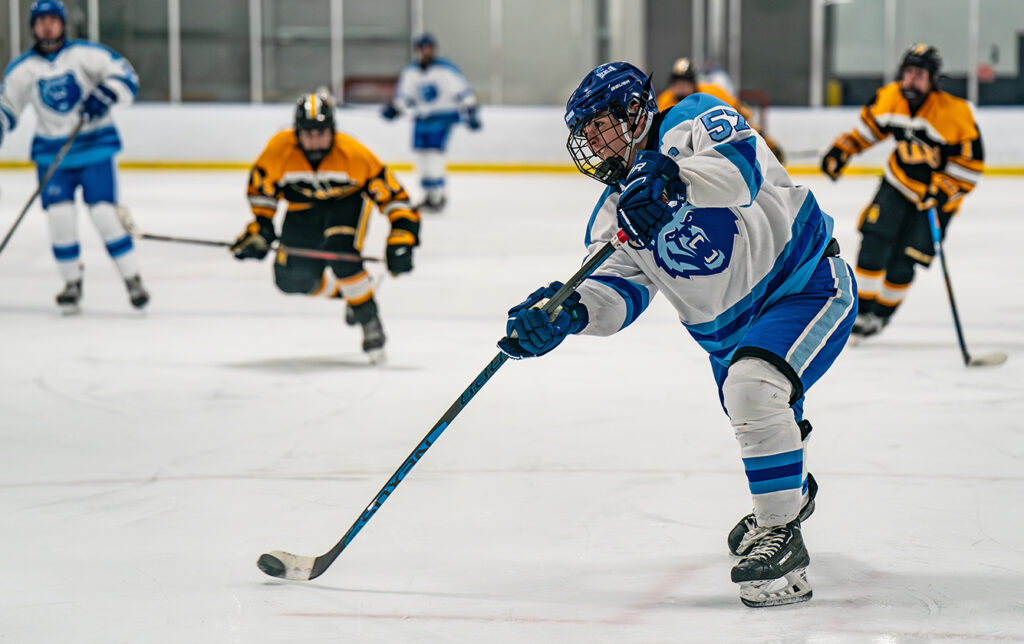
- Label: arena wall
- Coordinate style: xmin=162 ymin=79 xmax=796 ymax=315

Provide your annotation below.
xmin=1 ymin=104 xmax=1020 ymax=173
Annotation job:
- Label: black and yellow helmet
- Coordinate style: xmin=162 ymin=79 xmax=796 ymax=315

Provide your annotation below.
xmin=294 ymin=89 xmax=335 ymax=133
xmin=669 ymin=57 xmax=697 ymax=84
xmin=899 ymin=43 xmax=942 ymax=83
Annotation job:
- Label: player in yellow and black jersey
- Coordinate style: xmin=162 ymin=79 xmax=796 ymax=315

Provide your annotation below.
xmin=656 ymin=58 xmax=785 ymax=163
xmin=821 ymin=44 xmax=984 ymax=341
xmin=231 ymin=89 xmax=421 ymax=362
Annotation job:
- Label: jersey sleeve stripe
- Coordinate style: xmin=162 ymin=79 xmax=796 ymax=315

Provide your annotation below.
xmin=943 ymin=163 xmax=981 ymax=185
xmin=713 ymin=136 xmax=763 ymax=207
xmin=586 ymin=274 xmax=651 ymax=330
xmin=108 ymin=74 xmax=139 ymax=96
xmin=0 ymin=104 xmax=16 ymax=130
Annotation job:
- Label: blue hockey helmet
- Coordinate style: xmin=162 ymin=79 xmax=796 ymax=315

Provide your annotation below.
xmin=29 ymin=0 xmax=67 ymax=25
xmin=414 ymin=33 xmax=437 ymax=49
xmin=565 ymin=62 xmax=658 ymax=185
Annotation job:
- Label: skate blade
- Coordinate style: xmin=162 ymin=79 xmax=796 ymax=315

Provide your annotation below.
xmin=847 ymin=334 xmax=864 ymax=347
xmin=738 ymin=566 xmax=812 ymax=608
xmin=59 ymin=303 xmax=81 ymax=316
xmin=366 ymin=348 xmax=387 ymax=365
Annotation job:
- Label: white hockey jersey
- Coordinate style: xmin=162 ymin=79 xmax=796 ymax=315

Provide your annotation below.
xmin=393 ymin=58 xmax=476 ymax=120
xmin=577 ymin=93 xmax=834 ymax=366
xmin=0 ymin=40 xmax=138 ymax=167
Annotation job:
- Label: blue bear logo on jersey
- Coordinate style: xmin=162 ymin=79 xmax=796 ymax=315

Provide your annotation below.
xmin=38 ymin=73 xmax=81 ymax=113
xmin=418 ymin=83 xmax=439 ymax=103
xmin=652 ymin=207 xmax=739 ymax=279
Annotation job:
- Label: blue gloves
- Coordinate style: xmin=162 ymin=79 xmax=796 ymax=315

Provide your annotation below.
xmin=616 ymin=150 xmax=687 ymax=246
xmin=381 ymin=103 xmax=399 ymax=121
xmin=81 ymin=84 xmax=118 ymax=122
xmin=497 ymin=282 xmax=588 ymax=359
xmin=465 ymin=106 xmax=481 ymax=131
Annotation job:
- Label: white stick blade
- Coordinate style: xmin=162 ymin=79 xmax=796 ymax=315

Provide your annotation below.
xmin=257 ymin=550 xmax=315 ymax=580
xmin=969 ymin=353 xmax=1008 ymax=367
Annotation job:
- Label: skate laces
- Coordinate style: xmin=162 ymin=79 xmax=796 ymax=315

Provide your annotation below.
xmin=745 ymin=526 xmax=787 ymax=561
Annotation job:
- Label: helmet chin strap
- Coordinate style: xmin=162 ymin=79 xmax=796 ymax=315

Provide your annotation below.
xmin=618 ymin=108 xmax=652 ymax=167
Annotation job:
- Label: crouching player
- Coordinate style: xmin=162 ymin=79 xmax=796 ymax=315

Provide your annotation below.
xmin=232 ymin=89 xmax=421 ymax=363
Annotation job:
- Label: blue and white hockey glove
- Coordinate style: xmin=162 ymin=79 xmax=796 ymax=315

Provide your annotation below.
xmin=381 ymin=103 xmax=399 ymax=121
xmin=81 ymin=84 xmax=118 ymax=122
xmin=465 ymin=106 xmax=481 ymax=131
xmin=616 ymin=150 xmax=687 ymax=246
xmin=497 ymin=282 xmax=588 ymax=359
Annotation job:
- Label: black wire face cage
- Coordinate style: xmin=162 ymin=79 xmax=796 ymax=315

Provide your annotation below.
xmin=566 ymin=100 xmax=639 ymax=186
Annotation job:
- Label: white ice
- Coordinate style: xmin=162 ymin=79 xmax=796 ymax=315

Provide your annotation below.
xmin=1 ymin=169 xmax=1022 ymax=643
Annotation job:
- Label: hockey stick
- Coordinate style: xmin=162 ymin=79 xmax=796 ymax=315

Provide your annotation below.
xmin=927 ymin=207 xmax=1006 ymax=367
xmin=0 ymin=119 xmax=85 ymax=256
xmin=257 ymin=229 xmax=631 ymax=581
xmin=784 ymin=148 xmax=825 ymax=160
xmin=114 ymin=205 xmax=382 ymax=263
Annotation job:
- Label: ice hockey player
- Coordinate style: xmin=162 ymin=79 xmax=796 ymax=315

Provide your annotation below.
xmin=0 ymin=0 xmax=147 ymax=313
xmin=657 ymin=57 xmax=785 ymax=164
xmin=822 ymin=43 xmax=984 ymax=341
xmin=232 ymin=89 xmax=420 ymax=364
xmin=381 ymin=33 xmax=480 ymax=212
xmin=498 ymin=62 xmax=856 ymax=607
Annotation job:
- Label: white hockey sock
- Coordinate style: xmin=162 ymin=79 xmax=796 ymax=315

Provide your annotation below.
xmin=722 ymin=358 xmax=804 ymax=527
xmin=416 ymin=150 xmax=446 ymax=200
xmin=45 ymin=201 xmax=82 ymax=282
xmin=89 ymin=202 xmax=140 ymax=279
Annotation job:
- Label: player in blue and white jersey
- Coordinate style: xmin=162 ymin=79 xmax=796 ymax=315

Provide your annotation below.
xmin=381 ymin=33 xmax=480 ymax=212
xmin=0 ymin=0 xmax=146 ymax=312
xmin=498 ymin=62 xmax=857 ymax=607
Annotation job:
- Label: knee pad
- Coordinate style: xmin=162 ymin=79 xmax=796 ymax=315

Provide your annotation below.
xmin=45 ymin=202 xmax=79 ymax=246
xmin=722 ymin=358 xmax=801 ymax=455
xmin=885 ymin=253 xmax=916 ymax=285
xmin=274 ymin=263 xmax=322 ymax=294
xmin=857 ymin=231 xmax=894 ymax=270
xmin=87 ymin=202 xmax=129 ymax=241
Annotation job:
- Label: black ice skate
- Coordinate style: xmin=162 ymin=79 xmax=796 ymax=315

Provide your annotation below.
xmin=361 ymin=315 xmax=387 ymax=364
xmin=125 ymin=275 xmax=150 ymax=309
xmin=56 ymin=279 xmax=83 ymax=314
xmin=728 ymin=472 xmax=817 ymax=556
xmin=731 ymin=519 xmax=812 ymax=608
xmin=848 ymin=312 xmax=886 ymax=345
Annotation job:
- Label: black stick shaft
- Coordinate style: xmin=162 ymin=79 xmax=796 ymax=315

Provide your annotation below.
xmin=301 ymin=231 xmax=628 ymax=579
xmin=928 ymin=207 xmax=971 ymax=365
xmin=0 ymin=120 xmax=85 ymax=255
xmin=136 ymin=232 xmax=380 ymax=263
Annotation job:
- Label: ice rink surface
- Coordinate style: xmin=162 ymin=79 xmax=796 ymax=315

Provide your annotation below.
xmin=1 ymin=168 xmax=1023 ymax=643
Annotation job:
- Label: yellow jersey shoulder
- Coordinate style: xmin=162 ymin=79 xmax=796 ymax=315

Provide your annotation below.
xmin=872 ymin=82 xmax=909 ymax=115
xmin=696 ymin=83 xmax=739 ymax=108
xmin=920 ymin=90 xmax=979 ymax=142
